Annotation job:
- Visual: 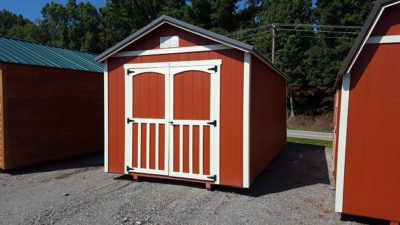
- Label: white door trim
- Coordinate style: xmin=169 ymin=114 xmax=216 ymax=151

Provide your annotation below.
xmin=243 ymin=52 xmax=251 ymax=188
xmin=335 ymin=73 xmax=351 ymax=213
xmin=104 ymin=61 xmax=109 ymax=172
xmin=114 ymin=44 xmax=231 ymax=57
xmin=124 ymin=65 xmax=169 ymax=175
xmin=124 ymin=60 xmax=222 ymax=184
xmin=124 ymin=59 xmax=222 ymax=70
xmin=168 ymin=61 xmax=222 ymax=184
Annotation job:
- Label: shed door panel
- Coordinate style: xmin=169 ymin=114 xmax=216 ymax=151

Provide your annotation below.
xmin=125 ymin=60 xmax=221 ymax=184
xmin=172 ymin=72 xmax=211 ymax=176
xmin=129 ymin=71 xmax=168 ymax=175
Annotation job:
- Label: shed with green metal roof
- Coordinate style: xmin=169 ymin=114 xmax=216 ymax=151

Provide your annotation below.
xmin=0 ymin=36 xmax=103 ymax=170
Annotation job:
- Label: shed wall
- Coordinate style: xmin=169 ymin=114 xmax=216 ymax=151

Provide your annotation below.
xmin=343 ymin=43 xmax=400 ymax=221
xmin=108 ymin=49 xmax=244 ymax=187
xmin=249 ymin=55 xmax=286 ymax=184
xmin=2 ymin=63 xmax=103 ymax=170
xmin=107 ymin=25 xmax=245 ymax=187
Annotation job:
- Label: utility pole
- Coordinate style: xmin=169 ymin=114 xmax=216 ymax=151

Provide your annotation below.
xmin=271 ymin=23 xmax=276 ymax=63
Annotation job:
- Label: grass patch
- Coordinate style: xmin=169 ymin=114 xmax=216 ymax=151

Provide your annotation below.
xmin=288 ymin=137 xmax=332 ymax=147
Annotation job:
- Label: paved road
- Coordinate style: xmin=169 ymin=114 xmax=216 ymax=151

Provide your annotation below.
xmin=288 ymin=129 xmax=333 ymax=141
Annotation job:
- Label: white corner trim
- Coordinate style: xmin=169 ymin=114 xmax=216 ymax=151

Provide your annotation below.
xmin=113 ymin=44 xmax=231 ymax=57
xmin=103 ymin=61 xmax=109 ymax=173
xmin=335 ymin=73 xmax=351 ymax=213
xmin=347 ymin=1 xmax=400 ymax=73
xmin=243 ymin=52 xmax=251 ymax=188
xmin=367 ymin=35 xmax=400 ymax=44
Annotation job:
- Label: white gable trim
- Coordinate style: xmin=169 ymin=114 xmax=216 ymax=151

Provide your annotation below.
xmin=112 ymin=44 xmax=231 ymax=57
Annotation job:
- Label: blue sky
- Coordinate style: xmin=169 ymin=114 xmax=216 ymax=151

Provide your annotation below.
xmin=1 ymin=0 xmax=318 ymax=22
xmin=0 ymin=0 xmax=106 ymax=21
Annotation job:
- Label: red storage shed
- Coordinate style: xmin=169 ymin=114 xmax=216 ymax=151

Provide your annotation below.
xmin=96 ymin=16 xmax=288 ymax=189
xmin=0 ymin=37 xmax=103 ymax=170
xmin=333 ymin=0 xmax=400 ymax=223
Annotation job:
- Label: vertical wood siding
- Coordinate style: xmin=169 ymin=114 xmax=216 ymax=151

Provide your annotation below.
xmin=174 ymin=71 xmax=211 ymax=174
xmin=249 ymin=55 xmax=287 ymax=184
xmin=107 ymin=24 xmax=245 ymax=187
xmin=2 ymin=64 xmax=103 ymax=170
xmin=344 ymin=43 xmax=400 ymax=222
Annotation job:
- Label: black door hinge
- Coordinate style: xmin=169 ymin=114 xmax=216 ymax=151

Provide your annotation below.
xmin=126 ymin=166 xmax=134 ymax=173
xmin=127 ymin=118 xmax=134 ymax=124
xmin=127 ymin=69 xmax=135 ymax=76
xmin=207 ymin=175 xmax=217 ymax=182
xmin=207 ymin=120 xmax=217 ymax=127
xmin=208 ymin=65 xmax=218 ymax=73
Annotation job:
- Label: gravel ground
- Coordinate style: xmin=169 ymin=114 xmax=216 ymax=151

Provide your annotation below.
xmin=0 ymin=143 xmax=388 ymax=225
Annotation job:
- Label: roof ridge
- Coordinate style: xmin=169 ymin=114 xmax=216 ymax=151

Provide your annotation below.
xmin=0 ymin=36 xmax=98 ymax=56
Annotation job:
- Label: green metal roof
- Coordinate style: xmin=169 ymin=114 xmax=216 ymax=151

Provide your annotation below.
xmin=0 ymin=37 xmax=103 ymax=73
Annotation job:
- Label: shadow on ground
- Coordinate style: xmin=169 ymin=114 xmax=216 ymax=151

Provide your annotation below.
xmin=123 ymin=142 xmax=331 ymax=197
xmin=242 ymin=142 xmax=330 ymax=197
xmin=2 ymin=153 xmax=103 ymax=175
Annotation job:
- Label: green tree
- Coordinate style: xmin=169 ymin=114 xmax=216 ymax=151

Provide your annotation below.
xmin=39 ymin=0 xmax=102 ymax=52
xmin=254 ymin=0 xmax=313 ymax=115
xmin=0 ymin=10 xmax=40 ymax=41
xmin=100 ymin=0 xmax=187 ymax=49
xmin=303 ymin=0 xmax=374 ymax=114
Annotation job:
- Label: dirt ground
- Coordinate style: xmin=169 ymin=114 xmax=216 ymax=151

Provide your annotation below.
xmin=0 ymin=143 xmax=388 ymax=225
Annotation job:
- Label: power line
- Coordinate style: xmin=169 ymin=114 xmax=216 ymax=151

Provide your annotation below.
xmin=273 ymin=23 xmax=362 ymax=30
xmin=276 ymin=28 xmax=359 ymax=35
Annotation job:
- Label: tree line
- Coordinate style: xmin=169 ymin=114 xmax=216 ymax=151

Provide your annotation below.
xmin=0 ymin=0 xmax=374 ymax=115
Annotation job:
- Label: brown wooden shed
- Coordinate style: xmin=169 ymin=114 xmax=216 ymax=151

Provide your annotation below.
xmin=96 ymin=16 xmax=289 ymax=189
xmin=0 ymin=37 xmax=103 ymax=170
xmin=333 ymin=0 xmax=400 ymax=224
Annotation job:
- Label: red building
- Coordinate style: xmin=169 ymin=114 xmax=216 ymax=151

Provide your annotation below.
xmin=96 ymin=16 xmax=288 ymax=189
xmin=0 ymin=37 xmax=103 ymax=170
xmin=333 ymin=0 xmax=400 ymax=224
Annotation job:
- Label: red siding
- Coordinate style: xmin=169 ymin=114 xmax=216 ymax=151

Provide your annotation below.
xmin=343 ymin=43 xmax=400 ymax=221
xmin=107 ymin=24 xmax=245 ymax=187
xmin=371 ymin=4 xmax=400 ymax=36
xmin=1 ymin=63 xmax=103 ymax=170
xmin=249 ymin=56 xmax=286 ymax=184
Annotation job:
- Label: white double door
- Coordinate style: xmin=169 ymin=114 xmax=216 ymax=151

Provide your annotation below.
xmin=124 ymin=60 xmax=221 ymax=184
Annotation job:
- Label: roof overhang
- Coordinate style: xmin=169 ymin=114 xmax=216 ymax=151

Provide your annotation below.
xmin=334 ymin=0 xmax=400 ymax=89
xmin=96 ymin=15 xmax=289 ymax=81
